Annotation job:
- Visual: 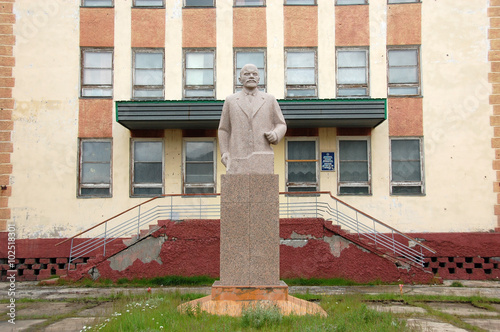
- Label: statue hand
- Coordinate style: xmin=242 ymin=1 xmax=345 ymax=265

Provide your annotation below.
xmin=265 ymin=131 xmax=278 ymax=144
xmin=221 ymin=152 xmax=230 ymax=168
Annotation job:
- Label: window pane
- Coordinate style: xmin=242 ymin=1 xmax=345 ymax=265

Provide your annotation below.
xmin=82 ymin=142 xmax=111 ymax=162
xmin=337 ymin=68 xmax=366 ymax=84
xmin=134 ymin=142 xmax=162 ymax=162
xmin=392 ymin=161 xmax=421 ymax=182
xmin=287 ymin=52 xmax=314 ymax=68
xmin=287 ymin=89 xmax=316 ymax=97
xmin=288 ymin=141 xmax=316 ymax=160
xmin=388 ymin=0 xmax=418 ymax=3
xmin=81 ymin=88 xmax=112 ymax=97
xmin=388 ymin=50 xmax=417 ymax=67
xmin=339 ymin=141 xmax=367 ymax=161
xmin=186 ymin=142 xmax=214 ymax=161
xmin=134 ymin=187 xmax=163 ymax=195
xmin=389 ymin=67 xmax=418 ymax=83
xmin=339 ymin=161 xmax=368 ymax=181
xmin=389 ymin=87 xmax=419 ymax=95
xmin=136 ymin=53 xmax=163 ymax=69
xmin=286 ymin=0 xmax=315 ymax=4
xmin=338 ymin=51 xmax=365 ymax=67
xmin=236 ymin=52 xmax=264 ymax=68
xmin=235 ymin=0 xmax=264 ymax=5
xmin=185 ymin=89 xmax=214 ymax=97
xmin=84 ymin=52 xmax=112 ymax=68
xmin=83 ymin=0 xmax=113 ymax=6
xmin=288 ymin=187 xmax=316 ymax=192
xmin=337 ymin=88 xmax=367 ymax=96
xmin=81 ymin=188 xmax=110 ymax=195
xmin=337 ymin=0 xmax=366 ymax=4
xmin=82 ymin=163 xmax=111 ymax=183
xmin=134 ymin=162 xmax=162 ymax=183
xmin=185 ymin=0 xmax=214 ymax=6
xmin=392 ymin=186 xmax=422 ymax=195
xmin=185 ymin=187 xmax=215 ymax=194
xmin=288 ymin=162 xmax=316 ymax=182
xmin=186 ymin=69 xmax=214 ymax=85
xmin=84 ymin=68 xmax=112 ymax=85
xmin=392 ymin=140 xmax=420 ymax=161
xmin=135 ymin=69 xmax=163 ymax=85
xmin=186 ymin=52 xmax=213 ymax=69
xmin=186 ymin=164 xmax=214 ymax=183
xmin=135 ymin=0 xmax=164 ymax=6
xmin=339 ymin=186 xmax=369 ymax=195
xmin=287 ymin=68 xmax=315 ymax=85
xmin=134 ymin=89 xmax=164 ymax=98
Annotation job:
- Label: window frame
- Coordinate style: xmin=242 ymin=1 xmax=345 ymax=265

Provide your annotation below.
xmin=183 ymin=48 xmax=216 ymax=100
xmin=285 ymin=48 xmax=318 ymax=99
xmin=132 ymin=48 xmax=165 ymax=100
xmin=184 ymin=0 xmax=215 ymax=7
xmin=337 ymin=137 xmax=371 ymax=195
xmin=234 ymin=0 xmax=265 ymax=7
xmin=80 ymin=48 xmax=114 ymax=98
xmin=389 ymin=137 xmax=425 ymax=196
xmin=82 ymin=0 xmax=114 ymax=7
xmin=285 ymin=137 xmax=319 ymax=192
xmin=336 ymin=47 xmax=370 ymax=98
xmin=387 ymin=45 xmax=421 ymax=97
xmin=234 ymin=48 xmax=267 ymax=93
xmin=133 ymin=0 xmax=165 ymax=8
xmin=130 ymin=138 xmax=164 ymax=197
xmin=335 ymin=0 xmax=368 ymax=5
xmin=183 ymin=138 xmax=217 ymax=194
xmin=78 ymin=138 xmax=112 ymax=198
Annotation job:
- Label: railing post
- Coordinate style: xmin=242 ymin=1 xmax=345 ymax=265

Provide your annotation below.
xmin=392 ymin=230 xmax=396 ymax=255
xmin=104 ymin=222 xmax=107 ymax=257
xmin=315 ymin=195 xmax=318 ymax=218
xmin=356 ymin=211 xmax=359 ymax=238
xmin=199 ymin=196 xmax=202 ymax=219
xmin=170 ymin=196 xmax=173 ymax=219
xmin=68 ymin=238 xmax=74 ymax=271
xmin=373 ymin=220 xmax=377 ymax=246
xmin=137 ymin=205 xmax=141 ymax=238
xmin=336 ymin=200 xmax=339 ymax=225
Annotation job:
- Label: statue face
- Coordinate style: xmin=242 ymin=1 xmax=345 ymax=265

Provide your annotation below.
xmin=239 ymin=65 xmax=260 ymax=89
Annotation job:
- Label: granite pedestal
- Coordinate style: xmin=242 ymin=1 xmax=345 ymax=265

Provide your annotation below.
xmin=179 ymin=173 xmax=326 ymax=317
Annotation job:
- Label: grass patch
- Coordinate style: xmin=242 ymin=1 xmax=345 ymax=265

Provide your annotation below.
xmin=52 ymin=275 xmax=217 ymax=288
xmin=85 ymin=292 xmax=412 ymax=332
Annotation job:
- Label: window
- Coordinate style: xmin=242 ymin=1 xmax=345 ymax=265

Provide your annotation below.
xmin=338 ymin=139 xmax=371 ymax=195
xmin=82 ymin=0 xmax=113 ymax=6
xmin=133 ymin=49 xmax=164 ymax=99
xmin=390 ymin=138 xmax=424 ymax=195
xmin=337 ymin=48 xmax=369 ymax=97
xmin=234 ymin=0 xmax=264 ymax=6
xmin=184 ymin=0 xmax=214 ymax=6
xmin=133 ymin=0 xmax=164 ymax=7
xmin=286 ymin=139 xmax=318 ymax=192
xmin=81 ymin=49 xmax=113 ymax=97
xmin=388 ymin=0 xmax=419 ymax=3
xmin=79 ymin=139 xmax=112 ymax=197
xmin=285 ymin=0 xmax=316 ymax=4
xmin=285 ymin=49 xmax=317 ymax=98
xmin=387 ymin=46 xmax=420 ymax=96
xmin=184 ymin=50 xmax=215 ymax=99
xmin=336 ymin=0 xmax=367 ymax=5
xmin=235 ymin=49 xmax=266 ymax=92
xmin=131 ymin=140 xmax=164 ymax=196
xmin=184 ymin=140 xmax=216 ymax=194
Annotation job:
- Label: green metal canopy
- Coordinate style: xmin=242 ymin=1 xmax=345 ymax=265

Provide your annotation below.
xmin=115 ymin=99 xmax=386 ymax=130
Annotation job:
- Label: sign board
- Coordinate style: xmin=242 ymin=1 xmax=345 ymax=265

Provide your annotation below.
xmin=321 ymin=152 xmax=335 ymax=171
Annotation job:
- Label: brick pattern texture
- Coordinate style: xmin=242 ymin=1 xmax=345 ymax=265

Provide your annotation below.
xmin=0 ymin=0 xmax=14 ymax=231
xmin=490 ymin=1 xmax=500 ymax=231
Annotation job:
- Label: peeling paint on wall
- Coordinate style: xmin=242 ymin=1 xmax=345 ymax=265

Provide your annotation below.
xmin=108 ymin=236 xmax=166 ymax=272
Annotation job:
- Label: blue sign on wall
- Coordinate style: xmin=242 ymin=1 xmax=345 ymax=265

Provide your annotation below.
xmin=321 ymin=152 xmax=335 ymax=171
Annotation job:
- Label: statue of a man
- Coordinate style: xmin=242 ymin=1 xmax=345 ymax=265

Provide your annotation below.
xmin=218 ymin=64 xmax=287 ymax=174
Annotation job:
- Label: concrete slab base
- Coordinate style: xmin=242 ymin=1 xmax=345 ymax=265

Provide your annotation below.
xmin=178 ymin=282 xmax=327 ymax=317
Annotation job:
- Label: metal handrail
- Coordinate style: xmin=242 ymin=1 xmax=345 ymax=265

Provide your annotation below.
xmin=58 ymin=191 xmax=435 ymax=270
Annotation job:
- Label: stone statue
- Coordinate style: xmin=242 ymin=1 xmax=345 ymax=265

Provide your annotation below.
xmin=218 ymin=64 xmax=287 ymax=174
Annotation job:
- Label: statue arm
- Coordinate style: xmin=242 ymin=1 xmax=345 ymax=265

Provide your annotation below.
xmin=218 ymin=101 xmax=231 ymax=165
xmin=270 ymin=97 xmax=287 ymax=144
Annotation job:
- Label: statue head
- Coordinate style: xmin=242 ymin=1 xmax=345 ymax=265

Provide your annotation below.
xmin=238 ymin=64 xmax=260 ymax=89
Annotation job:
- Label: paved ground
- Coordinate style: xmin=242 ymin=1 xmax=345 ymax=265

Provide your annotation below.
xmin=0 ymin=280 xmax=498 ymax=331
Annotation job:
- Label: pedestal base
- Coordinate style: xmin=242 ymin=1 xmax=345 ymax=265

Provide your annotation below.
xmin=178 ymin=282 xmax=327 ymax=317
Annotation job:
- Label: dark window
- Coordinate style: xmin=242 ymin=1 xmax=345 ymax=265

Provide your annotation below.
xmin=338 ymin=139 xmax=371 ymax=195
xmin=131 ymin=140 xmax=164 ymax=196
xmin=286 ymin=139 xmax=318 ymax=192
xmin=79 ymin=139 xmax=112 ymax=197
xmin=390 ymin=138 xmax=424 ymax=195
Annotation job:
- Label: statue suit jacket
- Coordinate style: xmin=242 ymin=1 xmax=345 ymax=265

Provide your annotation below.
xmin=218 ymin=90 xmax=287 ymax=160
